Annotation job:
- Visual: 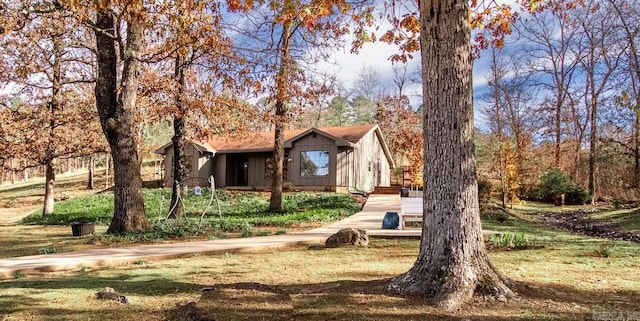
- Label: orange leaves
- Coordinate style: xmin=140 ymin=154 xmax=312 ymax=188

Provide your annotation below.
xmin=469 ymin=2 xmax=517 ymax=57
xmin=227 ymin=0 xmax=254 ymax=12
xmin=398 ymin=14 xmax=419 ymax=33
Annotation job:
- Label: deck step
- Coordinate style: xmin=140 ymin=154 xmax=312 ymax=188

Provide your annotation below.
xmin=372 ymin=186 xmax=402 ymax=194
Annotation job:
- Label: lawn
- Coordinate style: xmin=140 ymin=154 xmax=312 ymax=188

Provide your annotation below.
xmin=0 ymin=224 xmax=638 ymax=320
xmin=0 ymin=189 xmax=362 ymax=258
xmin=1 ymin=177 xmax=639 ymax=320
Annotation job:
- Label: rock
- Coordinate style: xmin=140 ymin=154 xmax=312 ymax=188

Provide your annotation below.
xmin=497 ymin=294 xmax=508 ymax=303
xmin=96 ymin=287 xmax=129 ymax=304
xmin=325 ymin=228 xmax=369 ymax=248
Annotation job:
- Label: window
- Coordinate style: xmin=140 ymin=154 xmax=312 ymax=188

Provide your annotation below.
xmin=300 ymin=151 xmax=329 ymax=176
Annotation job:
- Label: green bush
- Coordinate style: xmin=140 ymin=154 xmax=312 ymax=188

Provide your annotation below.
xmin=240 ymin=221 xmax=254 ymax=238
xmin=564 ymin=185 xmax=591 ymax=205
xmin=538 ymin=169 xmax=590 ymax=205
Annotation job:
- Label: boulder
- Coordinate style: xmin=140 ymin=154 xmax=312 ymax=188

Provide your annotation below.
xmin=96 ymin=287 xmax=128 ymax=304
xmin=325 ymin=228 xmax=368 ymax=248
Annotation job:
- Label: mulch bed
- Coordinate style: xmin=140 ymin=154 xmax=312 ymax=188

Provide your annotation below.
xmin=537 ymin=209 xmax=640 ymax=243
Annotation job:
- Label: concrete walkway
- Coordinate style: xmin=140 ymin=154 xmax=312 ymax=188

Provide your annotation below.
xmin=0 ymin=195 xmax=492 ymax=278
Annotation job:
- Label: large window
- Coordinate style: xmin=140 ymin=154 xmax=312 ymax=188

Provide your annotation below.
xmin=300 ymin=150 xmax=329 ymax=176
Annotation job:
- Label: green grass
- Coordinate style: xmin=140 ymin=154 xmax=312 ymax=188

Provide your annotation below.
xmin=588 ymin=208 xmax=640 ymax=233
xmin=21 ymin=189 xmax=362 ymax=228
xmin=508 ymin=201 xmax=594 ymax=214
xmin=0 ymin=232 xmax=638 ymax=321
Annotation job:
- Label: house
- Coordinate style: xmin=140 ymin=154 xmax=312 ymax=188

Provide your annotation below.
xmin=154 ymin=124 xmax=395 ymax=193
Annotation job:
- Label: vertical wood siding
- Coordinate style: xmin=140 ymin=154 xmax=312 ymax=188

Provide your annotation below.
xmin=290 ymin=133 xmax=336 ymax=187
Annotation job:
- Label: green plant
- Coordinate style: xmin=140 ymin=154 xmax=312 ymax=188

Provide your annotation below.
xmin=487 ymin=232 xmax=542 ymax=250
xmin=240 ymin=221 xmax=254 ymax=238
xmin=13 ymin=271 xmax=25 ymax=279
xmin=22 ymin=190 xmax=361 ymax=231
xmin=613 ymin=199 xmax=622 ymax=210
xmin=564 ymin=185 xmax=591 ymax=205
xmin=255 ymin=230 xmax=271 ymax=237
xmin=37 ymin=245 xmax=57 ymax=255
xmin=275 ymin=229 xmax=287 ymax=235
xmin=208 ymin=230 xmax=227 ymax=240
xmin=538 ymin=169 xmax=590 ymax=205
xmin=594 ymin=241 xmax=614 ymax=258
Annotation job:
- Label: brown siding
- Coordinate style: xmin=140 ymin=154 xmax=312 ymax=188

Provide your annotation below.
xmin=162 ymin=147 xmax=173 ymax=186
xmin=335 ymin=147 xmax=350 ymax=188
xmin=198 ymin=154 xmax=213 ymax=187
xmin=290 ymin=133 xmax=336 ymax=187
xmin=352 ymin=130 xmax=391 ymax=192
xmin=212 ymin=154 xmax=226 ymax=188
xmin=247 ymin=153 xmax=270 ymax=188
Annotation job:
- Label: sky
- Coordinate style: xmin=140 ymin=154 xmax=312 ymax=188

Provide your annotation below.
xmin=317 ymin=37 xmax=497 ymax=126
xmin=316 ymin=0 xmax=522 ymax=128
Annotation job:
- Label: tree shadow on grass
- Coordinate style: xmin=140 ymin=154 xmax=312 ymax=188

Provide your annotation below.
xmin=0 ymin=272 xmax=202 ymax=297
xmin=163 ymin=277 xmax=639 ymax=321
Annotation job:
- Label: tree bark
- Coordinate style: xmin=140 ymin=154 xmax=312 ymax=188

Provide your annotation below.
xmin=386 ymin=0 xmax=514 ymax=310
xmin=94 ymin=4 xmax=148 ymax=233
xmin=43 ymin=159 xmax=55 ymax=215
xmin=635 ymin=108 xmax=640 ymax=186
xmin=43 ymin=31 xmax=62 ymax=216
xmin=168 ymin=53 xmax=187 ymax=219
xmin=88 ymin=154 xmax=95 ymax=189
xmin=269 ymin=20 xmax=293 ymax=213
xmin=554 ymin=92 xmax=562 ymax=168
xmin=588 ymin=88 xmax=597 ymax=204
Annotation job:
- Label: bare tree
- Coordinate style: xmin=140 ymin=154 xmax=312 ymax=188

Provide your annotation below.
xmin=516 ymin=3 xmax=580 ymax=168
xmin=573 ymin=0 xmax=626 ymax=203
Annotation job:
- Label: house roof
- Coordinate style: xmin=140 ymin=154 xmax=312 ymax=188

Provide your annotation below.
xmin=155 ymin=124 xmax=393 ymax=164
xmin=208 ymin=124 xmax=378 ymax=153
xmin=154 ymin=123 xmax=395 ymax=168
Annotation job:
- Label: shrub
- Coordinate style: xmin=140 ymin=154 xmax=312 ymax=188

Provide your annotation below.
xmin=564 ymin=185 xmax=591 ymax=205
xmin=240 ymin=221 xmax=254 ymax=238
xmin=538 ymin=169 xmax=590 ymax=205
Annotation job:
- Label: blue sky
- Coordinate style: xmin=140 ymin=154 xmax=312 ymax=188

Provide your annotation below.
xmin=317 ymin=38 xmax=497 ymax=126
xmin=314 ymin=0 xmax=521 ymax=128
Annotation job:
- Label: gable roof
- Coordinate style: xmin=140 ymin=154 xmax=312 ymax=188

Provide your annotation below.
xmin=208 ymin=124 xmax=378 ymax=153
xmin=154 ymin=123 xmax=395 ymax=167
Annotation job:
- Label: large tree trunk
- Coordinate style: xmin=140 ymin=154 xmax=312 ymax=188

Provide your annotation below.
xmin=168 ymin=53 xmax=187 ymax=219
xmin=43 ymin=159 xmax=55 ymax=215
xmin=43 ymin=31 xmax=62 ymax=216
xmin=635 ymin=107 xmax=640 ymax=186
xmin=269 ymin=108 xmax=285 ymax=212
xmin=386 ymin=0 xmax=514 ymax=310
xmin=94 ymin=5 xmax=148 ymax=233
xmin=554 ymin=90 xmax=563 ymax=168
xmin=269 ymin=21 xmax=292 ymax=213
xmin=87 ymin=154 xmax=95 ymax=189
xmin=588 ymin=84 xmax=597 ymax=205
